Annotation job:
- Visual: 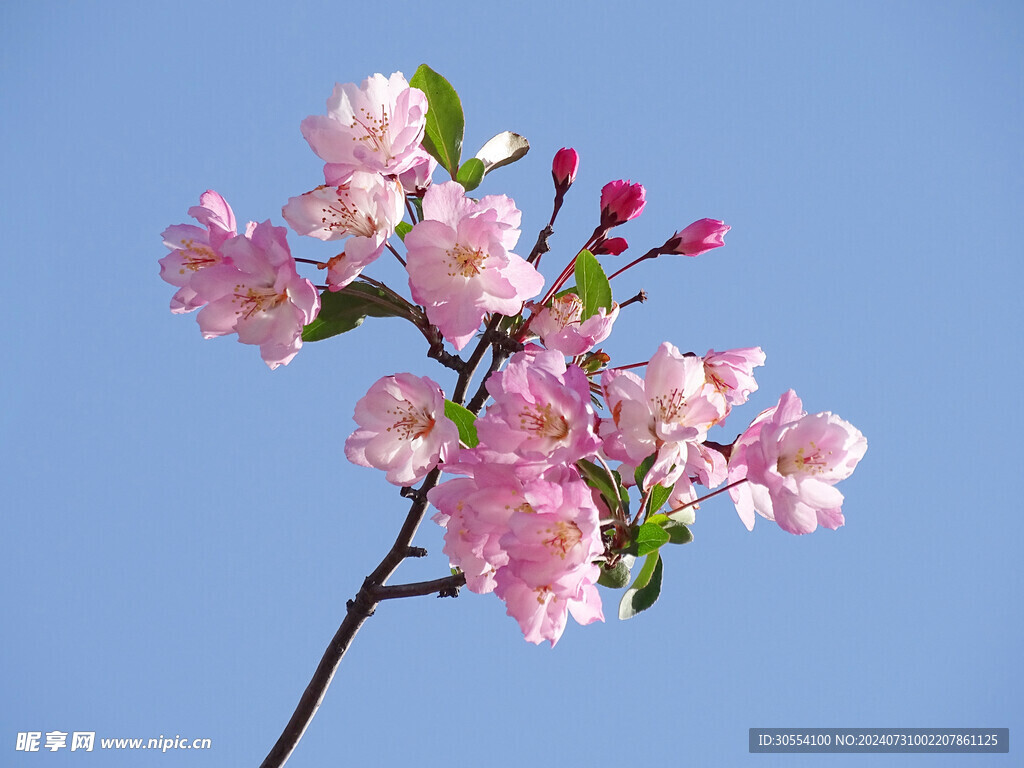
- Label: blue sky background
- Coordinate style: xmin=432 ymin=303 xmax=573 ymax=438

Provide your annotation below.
xmin=2 ymin=1 xmax=1021 ymax=766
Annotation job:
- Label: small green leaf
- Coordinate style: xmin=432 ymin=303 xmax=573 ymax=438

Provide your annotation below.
xmin=597 ymin=560 xmax=631 ymax=589
xmin=635 ymin=521 xmax=671 ymax=556
xmin=395 ymin=221 xmax=413 ymax=242
xmin=645 ymin=482 xmax=673 ymax=516
xmin=576 ymin=458 xmax=623 ymax=515
xmin=664 ymin=521 xmax=693 ymax=545
xmin=574 ymin=249 xmax=612 ymax=320
xmin=410 ymin=196 xmax=424 ymax=221
xmin=301 ymin=283 xmax=412 ymax=342
xmin=634 ymin=455 xmax=656 ymax=488
xmin=474 ymin=131 xmax=530 ymax=174
xmin=444 ymin=400 xmax=479 ymax=448
xmin=619 ymin=553 xmax=664 ymax=620
xmin=410 ymin=64 xmax=464 ymax=178
xmin=455 ymin=158 xmax=485 ymax=192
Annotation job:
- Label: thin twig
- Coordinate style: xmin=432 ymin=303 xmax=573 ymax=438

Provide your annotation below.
xmin=259 ymin=467 xmax=443 ymax=768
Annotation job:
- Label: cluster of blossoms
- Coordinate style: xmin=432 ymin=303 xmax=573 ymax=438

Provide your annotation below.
xmin=158 ymin=68 xmax=867 ymax=646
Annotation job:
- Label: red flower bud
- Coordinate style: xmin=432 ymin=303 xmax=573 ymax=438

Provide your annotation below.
xmin=663 ymin=218 xmax=730 ymax=256
xmin=599 ymin=180 xmax=646 ymax=227
xmin=551 ymin=147 xmax=579 ymax=191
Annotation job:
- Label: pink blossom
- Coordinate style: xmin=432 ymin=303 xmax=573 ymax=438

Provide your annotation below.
xmin=703 ymin=347 xmax=766 ymax=415
xmin=601 ymin=342 xmax=726 ymax=489
xmin=728 ymin=390 xmax=868 ymax=534
xmin=405 ymin=182 xmax=544 ymax=350
xmin=528 ymin=293 xmax=619 ymax=356
xmin=191 ymin=221 xmax=320 ymax=369
xmin=551 ymin=147 xmax=579 ymax=191
xmin=282 ymin=171 xmax=405 ymax=288
xmin=662 ymin=218 xmax=730 ymax=256
xmin=398 ymin=149 xmax=437 ymax=195
xmin=345 ymin=373 xmax=460 ymax=486
xmin=301 ymin=72 xmax=428 ymax=181
xmin=159 ymin=190 xmax=237 ymax=313
xmin=476 ymin=349 xmax=601 ymax=465
xmin=599 ymin=180 xmax=646 ymax=226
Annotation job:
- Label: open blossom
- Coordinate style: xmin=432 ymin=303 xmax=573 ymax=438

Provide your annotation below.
xmin=301 ymin=72 xmax=428 ymax=181
xmin=728 ymin=389 xmax=867 ymax=535
xmin=476 ymin=349 xmax=601 ymax=465
xmin=191 ymin=221 xmax=320 ymax=369
xmin=662 ymin=218 xmax=730 ymax=257
xmin=345 ymin=373 xmax=460 ymax=486
xmin=159 ymin=190 xmax=238 ymax=313
xmin=282 ymin=171 xmax=405 ymax=288
xmin=405 ymin=182 xmax=544 ymax=350
xmin=703 ymin=347 xmax=766 ymax=421
xmin=430 ymin=460 xmax=604 ymax=645
xmin=601 ymin=342 xmax=726 ymax=489
xmin=528 ymin=293 xmax=619 ymax=357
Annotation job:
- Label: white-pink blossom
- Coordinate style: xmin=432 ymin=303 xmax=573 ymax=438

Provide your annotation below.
xmin=282 ymin=171 xmax=405 ymax=288
xmin=528 ymin=293 xmax=619 ymax=357
xmin=301 ymin=72 xmax=428 ymax=181
xmin=191 ymin=221 xmax=320 ymax=369
xmin=405 ymin=182 xmax=544 ymax=350
xmin=728 ymin=389 xmax=867 ymax=534
xmin=601 ymin=343 xmax=726 ymax=489
xmin=476 ymin=349 xmax=601 ymax=465
xmin=345 ymin=373 xmax=460 ymax=487
xmin=159 ymin=190 xmax=237 ymax=313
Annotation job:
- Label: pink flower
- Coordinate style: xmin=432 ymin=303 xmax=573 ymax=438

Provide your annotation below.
xmin=301 ymin=72 xmax=428 ymax=181
xmin=476 ymin=349 xmax=602 ymax=465
xmin=599 ymin=180 xmax=646 ymax=226
xmin=728 ymin=390 xmax=868 ymax=534
xmin=528 ymin=293 xmax=619 ymax=356
xmin=703 ymin=347 xmax=766 ymax=418
xmin=398 ymin=149 xmax=437 ymax=195
xmin=282 ymin=171 xmax=405 ymax=288
xmin=600 ymin=342 xmax=726 ymax=489
xmin=551 ymin=147 xmax=579 ymax=191
xmin=405 ymin=182 xmax=544 ymax=350
xmin=345 ymin=373 xmax=460 ymax=486
xmin=663 ymin=218 xmax=730 ymax=257
xmin=159 ymin=190 xmax=237 ymax=313
xmin=191 ymin=221 xmax=320 ymax=369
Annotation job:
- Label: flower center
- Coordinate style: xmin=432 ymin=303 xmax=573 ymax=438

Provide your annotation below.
xmin=777 ymin=441 xmax=832 ymax=476
xmin=320 ymin=186 xmax=378 ymax=238
xmin=542 ymin=521 xmax=583 ymax=559
xmin=384 ymin=402 xmax=436 ymax=441
xmin=518 ymin=402 xmax=570 ymax=441
xmin=231 ymin=285 xmax=286 ymax=320
xmin=444 ymin=243 xmax=488 ymax=278
xmin=651 ymin=388 xmax=688 ymax=425
xmin=177 ymin=238 xmax=219 ymax=273
xmin=350 ymin=105 xmax=394 ymax=163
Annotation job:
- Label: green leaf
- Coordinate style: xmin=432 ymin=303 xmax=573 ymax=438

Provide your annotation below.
xmin=597 ymin=560 xmax=631 ymax=589
xmin=410 ymin=64 xmax=464 ymax=178
xmin=664 ymin=521 xmax=693 ymax=545
xmin=619 ymin=553 xmax=664 ymax=620
xmin=395 ymin=221 xmax=413 ymax=242
xmin=444 ymin=400 xmax=479 ymax=448
xmin=455 ymin=158 xmax=485 ymax=192
xmin=634 ymin=455 xmax=656 ymax=488
xmin=645 ymin=482 xmax=673 ymax=516
xmin=474 ymin=131 xmax=530 ymax=174
xmin=576 ymin=458 xmax=624 ymax=515
xmin=301 ymin=283 xmax=412 ymax=342
xmin=574 ymin=249 xmax=612 ymax=320
xmin=635 ymin=521 xmax=671 ymax=556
